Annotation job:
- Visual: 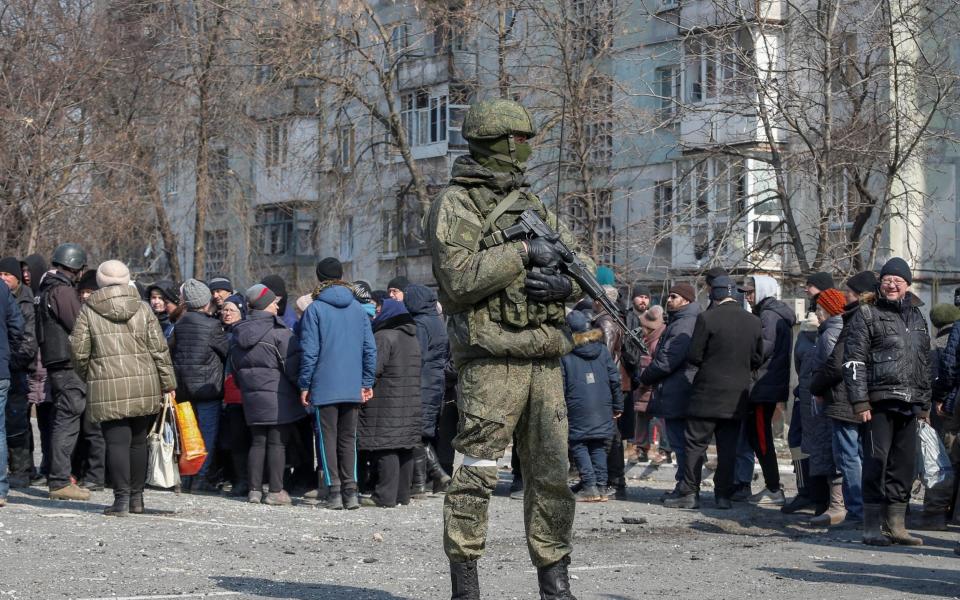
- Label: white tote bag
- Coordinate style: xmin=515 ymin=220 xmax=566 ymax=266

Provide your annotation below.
xmin=146 ymin=394 xmax=180 ymax=489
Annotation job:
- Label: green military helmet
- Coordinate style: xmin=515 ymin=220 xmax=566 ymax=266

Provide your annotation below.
xmin=51 ymin=243 xmax=87 ymax=271
xmin=461 ymin=99 xmax=537 ymax=142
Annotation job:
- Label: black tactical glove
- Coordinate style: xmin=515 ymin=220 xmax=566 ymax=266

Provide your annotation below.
xmin=525 ymin=271 xmax=573 ymax=302
xmin=524 ymin=238 xmax=562 ymax=269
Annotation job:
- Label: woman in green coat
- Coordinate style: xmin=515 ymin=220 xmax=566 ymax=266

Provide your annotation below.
xmin=70 ymin=260 xmax=177 ymax=516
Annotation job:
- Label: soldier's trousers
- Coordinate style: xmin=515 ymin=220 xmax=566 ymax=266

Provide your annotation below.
xmin=443 ymin=357 xmax=575 ymax=568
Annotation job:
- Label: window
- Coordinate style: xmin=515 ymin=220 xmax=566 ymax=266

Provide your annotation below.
xmin=832 ymin=33 xmax=858 ymax=91
xmin=339 ymin=216 xmax=354 ymax=261
xmin=503 ymin=7 xmax=517 ymax=41
xmin=389 ymin=21 xmax=410 ymax=56
xmin=563 ymin=190 xmax=616 ymax=265
xmin=255 ymin=205 xmax=316 ymax=257
xmin=677 ymin=157 xmax=747 ymax=222
xmin=448 ymin=85 xmax=473 ymax=148
xmin=573 ymin=0 xmax=612 ymax=57
xmin=209 ymin=147 xmax=230 ymax=213
xmin=586 ymin=79 xmax=613 ymax=165
xmin=655 ymin=66 xmax=681 ymax=120
xmin=162 ymin=160 xmax=179 ymax=199
xmin=337 ymin=125 xmax=355 ymax=170
xmin=204 ymin=230 xmax=228 ymax=276
xmin=685 ymin=32 xmax=752 ymax=103
xmin=265 ymin=122 xmax=288 ymax=171
xmin=381 ymin=209 xmax=399 ymax=254
xmin=654 ymin=180 xmax=674 ymax=231
xmin=400 ymin=90 xmax=448 ymax=147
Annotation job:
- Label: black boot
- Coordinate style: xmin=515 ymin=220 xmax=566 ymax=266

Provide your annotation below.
xmin=411 ymin=446 xmax=428 ymax=499
xmin=449 ymin=560 xmax=480 ymax=600
xmin=537 ymin=555 xmax=577 ymax=600
xmin=426 ymin=443 xmax=452 ymax=492
xmin=104 ymin=494 xmax=130 ymax=517
xmin=129 ymin=492 xmax=144 ymax=514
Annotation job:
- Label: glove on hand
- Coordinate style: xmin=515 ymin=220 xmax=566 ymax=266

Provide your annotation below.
xmin=524 ymin=238 xmax=562 ymax=268
xmin=524 ymin=271 xmax=573 ymax=302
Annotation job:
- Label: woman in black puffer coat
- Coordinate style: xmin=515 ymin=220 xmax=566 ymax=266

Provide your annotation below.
xmin=358 ymin=299 xmax=422 ymax=507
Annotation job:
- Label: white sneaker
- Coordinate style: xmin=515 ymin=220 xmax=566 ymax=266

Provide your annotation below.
xmin=748 ymin=487 xmax=786 ymax=506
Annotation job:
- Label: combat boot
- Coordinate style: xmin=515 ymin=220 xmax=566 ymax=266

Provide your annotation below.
xmin=884 ymin=502 xmax=922 ymax=545
xmin=862 ymin=503 xmax=891 ymax=546
xmin=537 ymin=555 xmax=577 ymax=600
xmin=411 ymin=447 xmax=428 ymax=499
xmin=449 ymin=560 xmax=480 ymax=600
xmin=103 ymin=494 xmax=129 ymax=517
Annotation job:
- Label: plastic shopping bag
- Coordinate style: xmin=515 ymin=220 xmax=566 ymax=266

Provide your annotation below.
xmin=917 ymin=420 xmax=954 ymax=489
xmin=146 ymin=394 xmax=180 ymax=488
xmin=175 ymin=399 xmax=208 ymax=476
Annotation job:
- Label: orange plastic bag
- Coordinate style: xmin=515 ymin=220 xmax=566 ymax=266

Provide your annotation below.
xmin=174 ymin=400 xmax=208 ymax=476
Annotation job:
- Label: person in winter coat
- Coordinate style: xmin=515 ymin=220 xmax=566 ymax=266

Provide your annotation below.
xmin=69 ymin=261 xmax=176 ymax=516
xmin=665 ymin=277 xmax=764 ymax=510
xmin=0 ymin=257 xmax=38 ymax=489
xmin=169 ymin=278 xmax=228 ymax=492
xmin=298 ymin=258 xmax=377 ymax=510
xmin=809 ymin=270 xmax=876 ymax=524
xmin=917 ymin=303 xmax=960 ymax=531
xmin=147 ymin=280 xmax=179 ymax=340
xmin=593 ymin=285 xmax=631 ymax=499
xmin=802 ymin=290 xmax=847 ymax=526
xmin=740 ymin=274 xmax=796 ymax=505
xmin=0 ymin=279 xmax=25 ymax=506
xmin=403 ymin=284 xmax=452 ymax=496
xmin=633 ymin=306 xmax=666 ymax=463
xmin=220 ymin=294 xmax=250 ymax=498
xmin=562 ymin=311 xmax=622 ymax=502
xmin=37 ymin=243 xmax=105 ymax=501
xmin=781 ymin=312 xmax=819 ymax=514
xmin=229 ymin=285 xmax=304 ymax=506
xmin=843 ymin=258 xmax=931 ymax=546
xmin=261 ymin=274 xmax=299 ymax=331
xmin=358 ymin=299 xmax=421 ymax=508
xmin=639 ymin=283 xmax=701 ymax=491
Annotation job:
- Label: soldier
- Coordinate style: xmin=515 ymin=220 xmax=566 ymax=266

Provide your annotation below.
xmin=427 ymin=99 xmax=589 ymax=600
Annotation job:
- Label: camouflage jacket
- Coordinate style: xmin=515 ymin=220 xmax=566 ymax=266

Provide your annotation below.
xmin=427 ymin=156 xmax=590 ymax=364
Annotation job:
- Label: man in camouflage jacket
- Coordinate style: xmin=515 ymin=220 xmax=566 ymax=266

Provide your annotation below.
xmin=428 ymin=99 xmax=589 ymax=600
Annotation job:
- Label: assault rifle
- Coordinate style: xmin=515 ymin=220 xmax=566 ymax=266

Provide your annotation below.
xmin=500 ymin=209 xmax=648 ymax=356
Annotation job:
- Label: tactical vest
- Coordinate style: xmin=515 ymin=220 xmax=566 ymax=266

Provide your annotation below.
xmin=466 ymin=185 xmax=566 ymax=329
xmin=36 ymin=275 xmax=74 ymax=369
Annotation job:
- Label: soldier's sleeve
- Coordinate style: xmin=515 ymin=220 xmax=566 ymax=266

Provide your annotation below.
xmin=429 ymin=190 xmax=527 ymax=306
xmin=546 ymin=207 xmax=590 ymax=300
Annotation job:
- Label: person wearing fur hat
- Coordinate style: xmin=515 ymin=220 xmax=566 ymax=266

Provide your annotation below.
xmin=561 ymin=310 xmax=622 ymax=502
xmin=843 ymin=257 xmax=930 ymax=546
xmin=69 ymin=260 xmax=176 ymax=515
xmin=298 ymin=257 xmax=377 ymax=510
xmin=169 ymin=278 xmax=228 ymax=493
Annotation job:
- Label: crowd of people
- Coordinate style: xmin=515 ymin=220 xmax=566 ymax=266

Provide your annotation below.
xmin=0 ymin=244 xmax=957 ymax=555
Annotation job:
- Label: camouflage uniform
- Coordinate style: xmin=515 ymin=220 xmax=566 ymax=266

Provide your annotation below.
xmin=427 ymin=100 xmax=591 ymax=570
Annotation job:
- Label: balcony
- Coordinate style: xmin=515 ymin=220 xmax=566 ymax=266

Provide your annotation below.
xmin=679 ymin=0 xmax=785 ymax=29
xmin=679 ymin=102 xmax=771 ymax=148
xmin=397 ymin=50 xmax=477 ymax=90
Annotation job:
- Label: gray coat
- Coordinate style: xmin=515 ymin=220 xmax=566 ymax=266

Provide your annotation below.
xmin=229 ymin=310 xmax=305 ymax=426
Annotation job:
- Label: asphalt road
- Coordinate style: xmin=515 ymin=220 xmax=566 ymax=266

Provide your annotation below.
xmin=0 ymin=464 xmax=957 ymax=600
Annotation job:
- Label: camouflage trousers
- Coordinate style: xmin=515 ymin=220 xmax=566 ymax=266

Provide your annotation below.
xmin=443 ymin=357 xmax=575 ymax=568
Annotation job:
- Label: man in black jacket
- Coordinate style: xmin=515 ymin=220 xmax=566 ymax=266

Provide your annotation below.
xmin=0 ymin=257 xmax=38 ymax=488
xmin=665 ymin=277 xmax=764 ymax=509
xmin=843 ymin=257 xmax=930 ymax=546
xmin=37 ymin=243 xmax=105 ymax=500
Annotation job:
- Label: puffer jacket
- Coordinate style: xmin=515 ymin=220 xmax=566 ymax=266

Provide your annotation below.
xmin=751 ymin=280 xmax=797 ymax=403
xmin=358 ymin=302 xmax=421 ymax=451
xmin=811 ymin=301 xmax=860 ymax=423
xmin=639 ymin=301 xmax=701 ymax=419
xmin=843 ymin=291 xmax=931 ymax=415
xmin=69 ymin=284 xmax=176 ymax=423
xmin=170 ymin=309 xmax=227 ymax=402
xmin=229 ymin=310 xmax=304 ymax=426
xmin=403 ymin=284 xmax=450 ymax=439
xmin=562 ymin=328 xmax=622 ymax=441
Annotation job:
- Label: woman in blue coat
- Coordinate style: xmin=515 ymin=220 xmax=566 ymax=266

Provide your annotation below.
xmin=561 ymin=311 xmax=622 ymax=502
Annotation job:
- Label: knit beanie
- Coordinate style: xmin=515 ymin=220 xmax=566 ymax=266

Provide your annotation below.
xmin=0 ymin=257 xmax=22 ymax=281
xmin=181 ymin=278 xmax=212 ymax=310
xmin=806 ymin=272 xmax=835 ymax=292
xmin=387 ymin=275 xmax=410 ymax=291
xmin=930 ymin=304 xmax=960 ymax=329
xmin=224 ymin=293 xmax=247 ymax=319
xmin=565 ymin=309 xmax=591 ymax=333
xmin=353 ymin=281 xmax=373 ymax=304
xmin=316 ymin=257 xmax=343 ymax=282
xmin=816 ymin=288 xmax=846 ymax=317
xmin=641 ymin=305 xmax=665 ymax=327
xmin=207 ymin=275 xmax=233 ymax=293
xmin=846 ymin=271 xmax=878 ymax=295
xmin=96 ymin=260 xmax=131 ymax=288
xmin=245 ymin=284 xmax=277 ymax=311
xmin=78 ymin=269 xmax=99 ymax=292
xmin=669 ymin=282 xmax=696 ymax=303
xmin=880 ymin=257 xmax=912 ymax=285
xmin=631 ymin=283 xmax=652 ymax=299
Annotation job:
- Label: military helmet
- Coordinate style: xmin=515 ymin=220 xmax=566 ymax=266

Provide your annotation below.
xmin=461 ymin=99 xmax=537 ymax=141
xmin=51 ymin=243 xmax=87 ymax=271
